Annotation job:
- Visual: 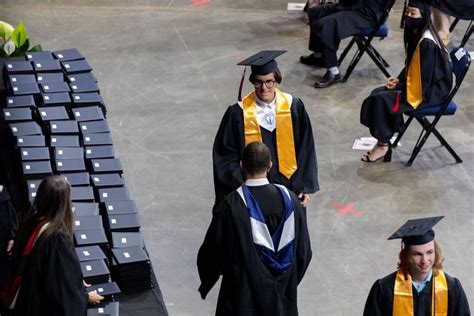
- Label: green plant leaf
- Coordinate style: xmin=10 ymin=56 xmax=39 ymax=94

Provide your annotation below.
xmin=0 ymin=21 xmax=14 ymax=41
xmin=3 ymin=39 xmax=15 ymax=56
xmin=28 ymin=44 xmax=42 ymax=52
xmin=11 ymin=21 xmax=27 ymax=48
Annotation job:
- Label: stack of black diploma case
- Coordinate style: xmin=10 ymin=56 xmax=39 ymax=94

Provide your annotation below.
xmin=0 ymin=48 xmax=154 ymax=315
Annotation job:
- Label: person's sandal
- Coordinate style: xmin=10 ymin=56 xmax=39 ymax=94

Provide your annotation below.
xmin=361 ymin=143 xmax=392 ymax=162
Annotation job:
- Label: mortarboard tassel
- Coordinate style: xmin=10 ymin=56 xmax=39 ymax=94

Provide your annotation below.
xmin=238 ymin=66 xmax=247 ymax=102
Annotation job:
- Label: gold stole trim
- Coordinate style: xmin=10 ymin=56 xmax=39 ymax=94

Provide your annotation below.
xmin=406 ymin=42 xmax=423 ymax=109
xmin=393 ymin=270 xmax=448 ymax=316
xmin=242 ymin=89 xmax=297 ymax=179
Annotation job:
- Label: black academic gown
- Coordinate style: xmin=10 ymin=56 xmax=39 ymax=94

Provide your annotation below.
xmin=363 ymin=271 xmax=471 ymax=316
xmin=0 ymin=188 xmax=19 ymax=288
xmin=212 ymin=96 xmax=318 ymax=201
xmin=197 ymin=187 xmax=312 ymax=316
xmin=307 ymin=0 xmax=390 ymax=67
xmin=360 ymin=33 xmax=452 ymax=142
xmin=13 ymin=231 xmax=88 ymax=316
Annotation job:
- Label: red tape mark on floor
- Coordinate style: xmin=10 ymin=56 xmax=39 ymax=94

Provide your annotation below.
xmin=331 ymin=202 xmax=363 ymax=217
xmin=191 ymin=0 xmax=209 ymax=7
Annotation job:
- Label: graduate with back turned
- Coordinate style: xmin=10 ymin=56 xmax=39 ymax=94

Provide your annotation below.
xmin=213 ymin=51 xmax=318 ymax=204
xmin=363 ymin=217 xmax=471 ymax=316
xmin=198 ymin=142 xmax=312 ymax=316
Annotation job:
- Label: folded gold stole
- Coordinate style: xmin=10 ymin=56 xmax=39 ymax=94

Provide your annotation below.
xmin=393 ymin=270 xmax=448 ymax=316
xmin=242 ymin=89 xmax=297 ymax=179
xmin=406 ymin=41 xmax=423 ymax=109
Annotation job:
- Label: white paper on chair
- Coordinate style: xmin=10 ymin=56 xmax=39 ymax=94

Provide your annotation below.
xmin=353 ymin=136 xmax=400 ymax=150
xmin=287 ymin=3 xmax=306 ymax=11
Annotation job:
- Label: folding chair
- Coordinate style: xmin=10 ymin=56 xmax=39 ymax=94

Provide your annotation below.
xmin=337 ymin=0 xmax=396 ymax=83
xmin=392 ymin=46 xmax=472 ymax=166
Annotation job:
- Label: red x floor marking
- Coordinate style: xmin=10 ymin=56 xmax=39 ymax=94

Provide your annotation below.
xmin=191 ymin=0 xmax=209 ymax=7
xmin=331 ymin=202 xmax=363 ymax=217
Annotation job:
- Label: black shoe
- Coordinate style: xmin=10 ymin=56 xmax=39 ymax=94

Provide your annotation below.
xmin=314 ymin=71 xmax=341 ymax=88
xmin=300 ymin=54 xmax=325 ymax=67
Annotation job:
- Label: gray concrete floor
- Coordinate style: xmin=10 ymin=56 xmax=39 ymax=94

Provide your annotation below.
xmin=3 ymin=1 xmax=473 ymax=315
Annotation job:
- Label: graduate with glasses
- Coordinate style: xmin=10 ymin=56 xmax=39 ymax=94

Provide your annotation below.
xmin=212 ymin=51 xmax=319 ymax=205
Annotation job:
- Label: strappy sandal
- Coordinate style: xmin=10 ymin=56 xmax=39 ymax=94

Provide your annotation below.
xmin=361 ymin=143 xmax=392 ymax=163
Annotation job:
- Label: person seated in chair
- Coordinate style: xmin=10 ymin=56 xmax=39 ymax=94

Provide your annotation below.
xmin=300 ymin=0 xmax=390 ymax=88
xmin=359 ymin=0 xmax=452 ymax=162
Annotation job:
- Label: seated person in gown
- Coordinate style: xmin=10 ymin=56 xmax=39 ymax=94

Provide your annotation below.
xmin=198 ymin=142 xmax=312 ymax=315
xmin=1 ymin=175 xmax=103 ymax=315
xmin=0 ymin=186 xmax=19 ymax=289
xmin=360 ymin=0 xmax=452 ymax=162
xmin=300 ymin=0 xmax=390 ymax=88
xmin=363 ymin=216 xmax=471 ymax=315
xmin=213 ymin=50 xmax=318 ymax=205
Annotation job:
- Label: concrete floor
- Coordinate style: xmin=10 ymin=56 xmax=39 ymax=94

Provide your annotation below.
xmin=3 ymin=1 xmax=473 ymax=315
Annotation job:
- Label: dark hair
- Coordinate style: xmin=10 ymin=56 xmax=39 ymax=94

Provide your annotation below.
xmin=249 ymin=67 xmax=282 ymax=85
xmin=241 ymin=142 xmax=272 ymax=176
xmin=29 ymin=175 xmax=74 ymax=256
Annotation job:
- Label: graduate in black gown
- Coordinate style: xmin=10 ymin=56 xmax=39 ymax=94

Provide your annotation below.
xmin=0 ymin=186 xmax=19 ymax=289
xmin=199 ymin=142 xmax=312 ymax=316
xmin=300 ymin=0 xmax=391 ymax=88
xmin=360 ymin=0 xmax=452 ymax=162
xmin=363 ymin=216 xmax=471 ymax=316
xmin=1 ymin=175 xmax=103 ymax=315
xmin=213 ymin=51 xmax=318 ymax=204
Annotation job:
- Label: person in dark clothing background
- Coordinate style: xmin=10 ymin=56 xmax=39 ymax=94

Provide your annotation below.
xmin=359 ymin=0 xmax=452 ymax=162
xmin=363 ymin=216 xmax=470 ymax=315
xmin=198 ymin=142 xmax=312 ymax=316
xmin=213 ymin=51 xmax=318 ymax=205
xmin=0 ymin=186 xmax=19 ymax=290
xmin=1 ymin=175 xmax=103 ymax=315
xmin=300 ymin=0 xmax=391 ymax=88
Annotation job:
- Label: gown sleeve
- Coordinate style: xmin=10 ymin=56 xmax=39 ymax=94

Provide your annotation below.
xmin=293 ymin=195 xmax=312 ymax=284
xmin=212 ymin=106 xmax=244 ymax=199
xmin=292 ymin=99 xmax=319 ymax=194
xmin=449 ymin=277 xmax=471 ymax=316
xmin=363 ymin=279 xmax=388 ymax=316
xmin=197 ymin=201 xmax=230 ymax=299
xmin=43 ymin=232 xmax=88 ymax=316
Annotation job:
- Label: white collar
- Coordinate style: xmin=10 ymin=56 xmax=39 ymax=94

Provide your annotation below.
xmin=255 ymin=95 xmax=276 ymax=108
xmin=245 ymin=178 xmax=269 ymax=187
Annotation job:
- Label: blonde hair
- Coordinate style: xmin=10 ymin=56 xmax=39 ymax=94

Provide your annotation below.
xmin=398 ymin=240 xmax=444 ymax=276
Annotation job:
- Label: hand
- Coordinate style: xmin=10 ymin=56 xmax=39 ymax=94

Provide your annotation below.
xmin=385 ymin=77 xmax=399 ymax=90
xmin=6 ymin=240 xmax=14 ymax=254
xmin=298 ymin=193 xmax=311 ymax=208
xmin=83 ymin=280 xmax=91 ymax=288
xmin=88 ymin=290 xmax=104 ymax=305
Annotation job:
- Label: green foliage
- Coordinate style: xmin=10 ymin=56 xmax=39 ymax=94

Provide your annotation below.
xmin=0 ymin=21 xmax=42 ymax=58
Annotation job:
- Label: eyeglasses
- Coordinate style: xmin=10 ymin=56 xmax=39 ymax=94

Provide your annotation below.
xmin=253 ymin=80 xmax=276 ymax=88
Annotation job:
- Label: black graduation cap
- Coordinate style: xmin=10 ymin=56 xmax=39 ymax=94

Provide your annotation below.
xmin=98 ymin=187 xmax=130 ymax=202
xmin=388 ymin=216 xmax=444 ymax=246
xmin=67 ymin=72 xmax=97 ymax=84
xmin=4 ymin=61 xmax=34 ymax=74
xmin=108 ymin=213 xmax=140 ymax=232
xmin=69 ymin=80 xmax=100 ymax=93
xmin=70 ymin=186 xmax=95 ymax=202
xmin=55 ymin=158 xmax=86 ymax=173
xmin=103 ymin=200 xmax=138 ymax=215
xmin=54 ymin=147 xmax=84 ymax=160
xmin=6 ymin=95 xmax=36 ymax=108
xmin=85 ymin=282 xmax=121 ymax=297
xmin=74 ymin=228 xmax=109 ymax=247
xmin=74 ymin=215 xmax=104 ymax=231
xmin=61 ymin=59 xmax=92 ymax=74
xmin=236 ymin=50 xmax=286 ymax=101
xmin=91 ymin=158 xmax=123 ymax=174
xmin=87 ymin=301 xmax=119 ymax=316
xmin=9 ymin=121 xmax=42 ymax=136
xmin=8 ymin=74 xmax=37 ymax=86
xmin=49 ymin=120 xmax=79 ymax=134
xmin=111 ymin=232 xmax=144 ymax=248
xmin=53 ymin=48 xmax=85 ymax=61
xmin=82 ymin=133 xmax=113 ymax=146
xmin=73 ymin=106 xmax=105 ymax=122
xmin=80 ymin=259 xmax=110 ymax=284
xmin=22 ymin=161 xmax=53 ymax=180
xmin=85 ymin=145 xmax=115 ymax=159
xmin=90 ymin=173 xmax=124 ymax=188
xmin=72 ymin=92 xmax=103 ymax=107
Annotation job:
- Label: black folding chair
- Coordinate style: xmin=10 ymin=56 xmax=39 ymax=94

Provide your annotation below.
xmin=392 ymin=46 xmax=472 ymax=166
xmin=337 ymin=0 xmax=396 ymax=83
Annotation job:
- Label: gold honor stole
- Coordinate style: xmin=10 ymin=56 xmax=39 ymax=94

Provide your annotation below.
xmin=406 ymin=41 xmax=423 ymax=109
xmin=242 ymin=89 xmax=297 ymax=179
xmin=393 ymin=270 xmax=448 ymax=316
